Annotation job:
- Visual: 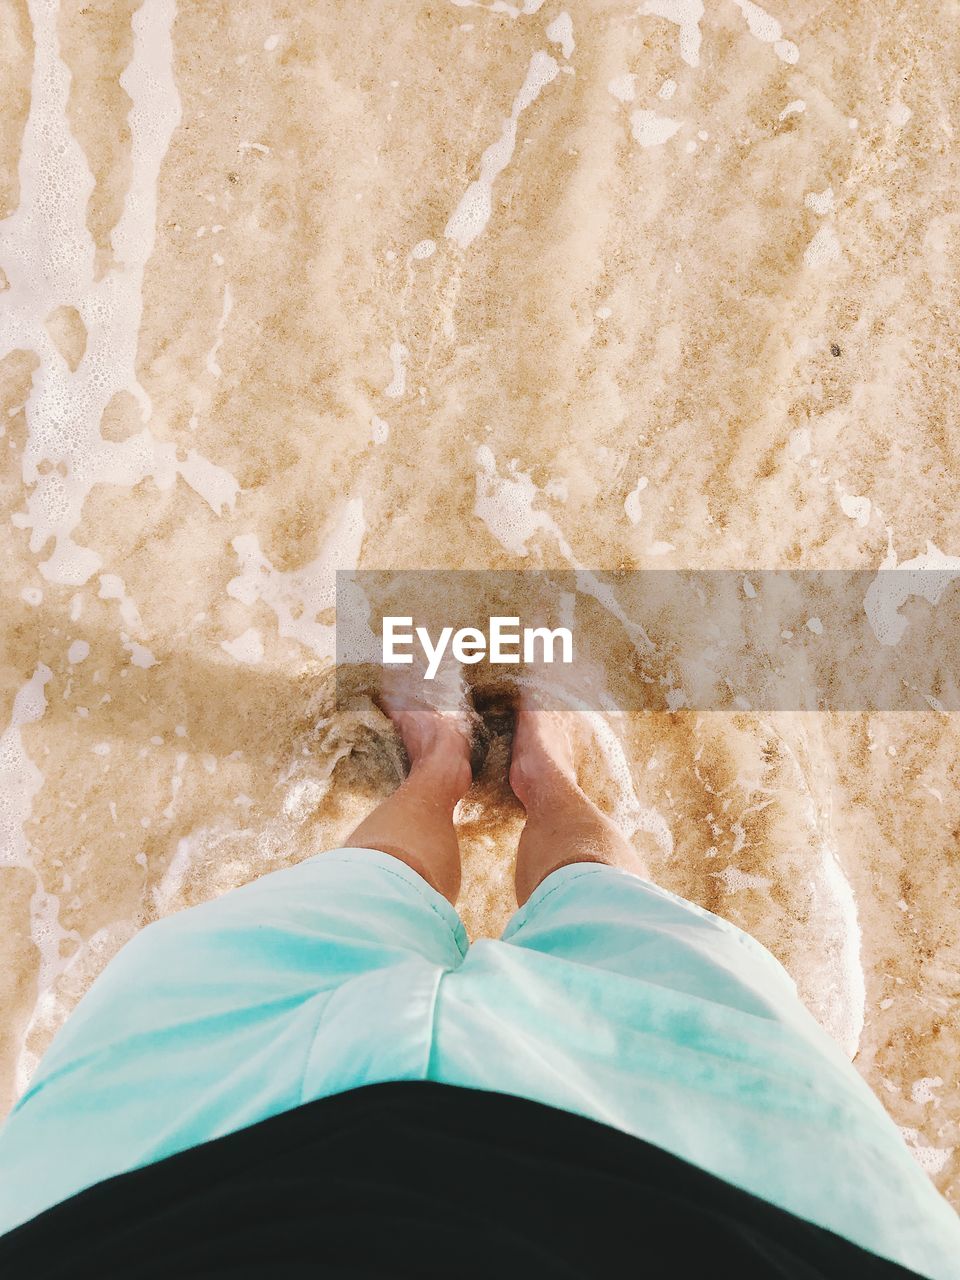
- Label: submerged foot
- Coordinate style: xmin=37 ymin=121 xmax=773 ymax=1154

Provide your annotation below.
xmin=380 ymin=693 xmax=473 ymax=803
xmin=508 ymin=691 xmax=581 ymax=809
xmin=509 ymin=690 xmax=648 ymax=902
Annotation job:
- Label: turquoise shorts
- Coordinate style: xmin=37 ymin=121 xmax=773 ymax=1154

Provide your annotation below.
xmin=1 ymin=848 xmax=957 ymax=1278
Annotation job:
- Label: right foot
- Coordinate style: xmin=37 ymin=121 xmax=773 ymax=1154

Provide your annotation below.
xmin=509 ymin=691 xmax=581 ymax=808
xmin=380 ymin=693 xmax=472 ymax=802
xmin=510 ymin=693 xmax=649 ymax=902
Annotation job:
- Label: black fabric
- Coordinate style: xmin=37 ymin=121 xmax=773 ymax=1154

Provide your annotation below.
xmin=0 ymin=1080 xmax=924 ymax=1279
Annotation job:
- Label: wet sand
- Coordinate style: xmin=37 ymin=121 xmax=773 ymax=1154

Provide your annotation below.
xmin=1 ymin=0 xmax=958 ymax=1206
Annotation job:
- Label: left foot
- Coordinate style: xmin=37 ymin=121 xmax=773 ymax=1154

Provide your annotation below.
xmin=380 ymin=694 xmax=473 ymax=802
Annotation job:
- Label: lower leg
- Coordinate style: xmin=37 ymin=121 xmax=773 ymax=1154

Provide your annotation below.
xmin=346 ymin=698 xmax=471 ymax=904
xmin=510 ymin=698 xmax=649 ymax=906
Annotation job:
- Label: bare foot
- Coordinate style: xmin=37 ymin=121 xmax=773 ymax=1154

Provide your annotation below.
xmin=509 ymin=691 xmax=649 ymax=903
xmin=380 ymin=693 xmax=473 ymax=804
xmin=346 ymin=693 xmax=471 ymax=903
xmin=508 ymin=691 xmax=580 ymax=809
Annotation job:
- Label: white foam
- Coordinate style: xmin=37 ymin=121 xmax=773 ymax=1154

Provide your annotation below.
xmin=899 ymin=1127 xmax=954 ymax=1175
xmin=178 ymin=448 xmax=241 ymax=515
xmin=911 ymin=1076 xmax=943 ymax=1106
xmin=227 ymin=498 xmax=365 ymax=661
xmin=96 ymin=573 xmax=158 ymax=666
xmin=153 ymin=830 xmax=202 ymax=915
xmin=576 ymin=569 xmax=655 ymax=656
xmin=804 ymin=224 xmax=841 ymax=268
xmin=67 ymin=639 xmax=89 ymax=664
xmin=827 ymin=869 xmax=865 ymax=1046
xmin=712 ymin=865 xmax=771 ymax=893
xmin=814 ymin=844 xmax=864 ymax=1055
xmin=788 ymin=427 xmax=812 ymax=459
xmin=0 ymin=0 xmax=238 ymax=587
xmin=637 ymin=1 xmax=704 ymax=68
xmin=384 ymin=342 xmax=409 ymax=397
xmin=98 ymin=573 xmax=142 ymax=629
xmin=410 ymin=239 xmax=436 ymax=260
xmin=594 ymin=713 xmax=672 ymax=846
xmin=630 ymin=110 xmax=682 ymax=147
xmin=0 ymin=667 xmax=51 ymax=876
xmin=864 ymin=541 xmax=960 ymax=647
xmin=204 ymin=283 xmax=234 ymax=378
xmin=804 ymin=187 xmax=835 ymax=215
xmin=448 ymin=0 xmax=546 ymax=16
xmin=473 ymin=444 xmax=574 ymax=559
xmin=593 ymin=730 xmax=667 ymax=841
xmin=445 ymin=51 xmax=560 ymax=249
xmin=473 ymin=448 xmax=654 ymax=656
xmin=371 ymin=415 xmax=390 ymax=444
xmin=729 ymin=1 xmax=800 ymax=62
xmin=733 ymin=0 xmax=779 ymax=41
xmin=839 ymin=492 xmax=871 ymax=526
xmin=887 ymin=99 xmax=912 ymax=128
xmin=221 ymin=628 xmax=264 ymax=664
xmin=608 ymin=74 xmax=636 ymax=103
xmin=779 ymin=99 xmax=806 ymax=120
xmin=624 ymin=475 xmax=648 ymax=525
xmin=0 ymin=666 xmax=84 ymax=1092
xmin=545 ymin=11 xmax=574 ymax=59
xmin=762 ymin=724 xmax=865 ymax=1056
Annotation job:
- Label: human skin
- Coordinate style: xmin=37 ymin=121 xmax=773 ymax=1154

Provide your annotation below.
xmin=347 ymin=692 xmax=648 ymax=906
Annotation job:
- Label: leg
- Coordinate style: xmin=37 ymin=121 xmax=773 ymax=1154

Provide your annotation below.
xmin=346 ymin=697 xmax=472 ymax=904
xmin=509 ymin=695 xmax=649 ymax=905
xmin=0 ymin=835 xmax=469 ymax=1235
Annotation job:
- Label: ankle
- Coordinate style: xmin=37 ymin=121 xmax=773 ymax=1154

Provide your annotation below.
xmin=409 ymin=750 xmax=472 ymax=806
xmin=511 ymin=759 xmax=581 ymax=812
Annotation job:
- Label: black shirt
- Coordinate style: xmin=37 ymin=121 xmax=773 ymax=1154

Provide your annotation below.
xmin=0 ymin=1081 xmax=924 ymax=1278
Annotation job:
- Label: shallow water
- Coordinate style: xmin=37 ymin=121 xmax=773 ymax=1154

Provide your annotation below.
xmin=1 ymin=0 xmax=959 ymax=1209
